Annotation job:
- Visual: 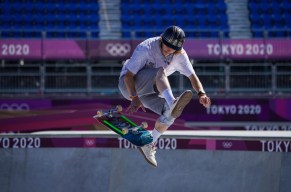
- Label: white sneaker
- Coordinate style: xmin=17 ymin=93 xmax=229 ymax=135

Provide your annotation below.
xmin=139 ymin=143 xmax=157 ymax=167
xmin=170 ymin=90 xmax=193 ymax=118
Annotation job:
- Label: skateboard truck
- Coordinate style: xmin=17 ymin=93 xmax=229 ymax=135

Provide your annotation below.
xmin=93 ymin=105 xmax=122 ymax=118
xmin=122 ymin=122 xmax=148 ymax=135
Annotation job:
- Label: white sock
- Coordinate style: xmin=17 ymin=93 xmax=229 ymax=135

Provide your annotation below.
xmin=162 ymin=89 xmax=175 ymax=107
xmin=152 ymin=128 xmax=162 ymax=143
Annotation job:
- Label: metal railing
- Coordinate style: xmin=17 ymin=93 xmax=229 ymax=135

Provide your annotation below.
xmin=0 ymin=63 xmax=290 ymax=96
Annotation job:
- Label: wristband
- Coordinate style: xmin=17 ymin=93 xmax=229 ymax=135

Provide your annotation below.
xmin=197 ymin=91 xmax=206 ymax=97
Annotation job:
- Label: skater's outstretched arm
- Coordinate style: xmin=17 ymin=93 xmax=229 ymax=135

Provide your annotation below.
xmin=188 ymin=74 xmax=211 ymax=108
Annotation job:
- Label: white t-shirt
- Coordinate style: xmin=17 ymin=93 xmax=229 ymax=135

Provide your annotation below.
xmin=120 ymin=37 xmax=195 ymax=78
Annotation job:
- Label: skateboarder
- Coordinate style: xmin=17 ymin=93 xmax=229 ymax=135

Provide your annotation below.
xmin=118 ymin=26 xmax=211 ymax=167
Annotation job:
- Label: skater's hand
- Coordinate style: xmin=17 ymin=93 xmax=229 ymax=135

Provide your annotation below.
xmin=126 ymin=97 xmax=146 ymax=114
xmin=199 ymin=95 xmax=211 ymax=108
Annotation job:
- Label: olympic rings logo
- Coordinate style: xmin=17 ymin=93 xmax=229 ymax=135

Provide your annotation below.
xmin=0 ymin=103 xmax=30 ymax=111
xmin=105 ymin=43 xmax=131 ymax=56
xmin=84 ymin=138 xmax=96 ymax=147
xmin=222 ymin=141 xmax=233 ymax=149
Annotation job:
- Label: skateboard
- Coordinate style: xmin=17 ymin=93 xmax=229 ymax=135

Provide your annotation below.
xmin=93 ymin=105 xmax=153 ymax=147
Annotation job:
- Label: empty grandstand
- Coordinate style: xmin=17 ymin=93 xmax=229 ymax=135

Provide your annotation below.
xmin=0 ymin=0 xmax=290 ymax=96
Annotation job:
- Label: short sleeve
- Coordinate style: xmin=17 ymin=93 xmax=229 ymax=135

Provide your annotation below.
xmin=176 ymin=52 xmax=195 ymax=77
xmin=125 ymin=45 xmax=148 ymax=75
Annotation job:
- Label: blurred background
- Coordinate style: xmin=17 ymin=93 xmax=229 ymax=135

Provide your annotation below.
xmin=0 ymin=0 xmax=290 ymax=96
xmin=0 ymin=0 xmax=291 ymax=192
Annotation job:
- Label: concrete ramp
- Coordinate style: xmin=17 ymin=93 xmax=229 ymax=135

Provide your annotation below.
xmin=1 ymin=148 xmax=290 ymax=192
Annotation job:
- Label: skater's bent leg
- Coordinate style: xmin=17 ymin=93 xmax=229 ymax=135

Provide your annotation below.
xmin=152 ymin=114 xmax=175 ymax=143
xmin=155 ymin=67 xmax=175 ymax=106
xmin=154 ymin=120 xmax=170 ymax=135
xmin=155 ymin=67 xmax=171 ymax=93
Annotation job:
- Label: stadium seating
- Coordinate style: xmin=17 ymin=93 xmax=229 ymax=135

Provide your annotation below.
xmin=0 ymin=0 xmax=229 ymax=39
xmin=0 ymin=0 xmax=99 ymax=38
xmin=0 ymin=0 xmax=289 ymax=39
xmin=121 ymin=0 xmax=229 ymax=38
xmin=248 ymin=0 xmax=290 ymax=37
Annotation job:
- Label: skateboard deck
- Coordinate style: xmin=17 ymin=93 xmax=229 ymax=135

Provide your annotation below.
xmin=93 ymin=105 xmax=153 ymax=146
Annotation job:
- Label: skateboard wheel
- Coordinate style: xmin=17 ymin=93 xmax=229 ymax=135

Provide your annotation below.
xmin=97 ymin=110 xmax=103 ymax=117
xmin=141 ymin=122 xmax=148 ymax=129
xmin=122 ymin=128 xmax=129 ymax=134
xmin=116 ymin=105 xmax=123 ymax=112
